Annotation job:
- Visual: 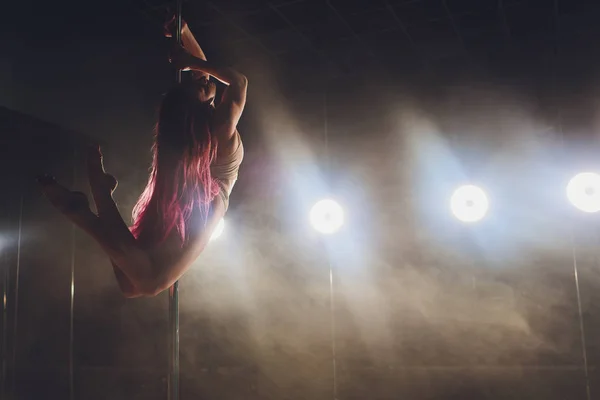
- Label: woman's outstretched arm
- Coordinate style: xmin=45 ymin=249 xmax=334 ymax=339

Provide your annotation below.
xmin=171 ymin=44 xmax=246 ymax=86
xmin=182 ymin=25 xmax=207 ymax=62
xmin=170 ymin=44 xmax=248 ymax=146
xmin=165 ymin=16 xmax=209 ymax=80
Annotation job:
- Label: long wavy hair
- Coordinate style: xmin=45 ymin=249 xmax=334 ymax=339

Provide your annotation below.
xmin=131 ymin=83 xmax=220 ymax=246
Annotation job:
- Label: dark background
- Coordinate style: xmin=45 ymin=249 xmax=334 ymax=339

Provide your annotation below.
xmin=3 ymin=0 xmax=600 ymax=398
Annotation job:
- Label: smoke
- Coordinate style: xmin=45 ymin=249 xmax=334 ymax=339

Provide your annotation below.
xmin=163 ymin=73 xmax=596 ymax=399
xmin=9 ymin=55 xmax=598 ymax=398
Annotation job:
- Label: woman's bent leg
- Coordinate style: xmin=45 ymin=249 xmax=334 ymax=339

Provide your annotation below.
xmin=38 ymin=176 xmax=156 ymax=293
xmin=112 ymin=261 xmax=144 ymax=298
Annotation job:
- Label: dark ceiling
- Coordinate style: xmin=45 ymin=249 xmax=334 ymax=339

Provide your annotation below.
xmin=131 ymin=0 xmax=600 ymax=81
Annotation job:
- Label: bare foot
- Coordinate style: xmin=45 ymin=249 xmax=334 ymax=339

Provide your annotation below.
xmin=86 ymin=146 xmax=125 ymax=224
xmin=37 ymin=175 xmax=91 ymax=215
xmin=87 ymin=145 xmax=118 ymax=196
xmin=37 ymin=175 xmax=108 ymax=244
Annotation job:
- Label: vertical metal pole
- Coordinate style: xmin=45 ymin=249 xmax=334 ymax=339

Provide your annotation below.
xmin=168 ymin=1 xmax=183 ymax=399
xmin=323 ymin=86 xmax=337 ymax=400
xmin=174 ymin=1 xmax=183 ymax=86
xmin=320 ymin=16 xmax=336 ymax=397
xmin=328 ymin=261 xmax=338 ymax=400
xmin=323 ymin=83 xmax=329 ymax=171
xmin=11 ymin=195 xmax=23 ymax=395
xmin=168 ymin=282 xmax=180 ymax=400
xmin=1 ymin=209 xmax=8 ymax=399
xmin=69 ymin=150 xmax=77 ymax=400
xmin=569 ymin=229 xmax=591 ymax=400
xmin=552 ymin=2 xmax=590 ymax=398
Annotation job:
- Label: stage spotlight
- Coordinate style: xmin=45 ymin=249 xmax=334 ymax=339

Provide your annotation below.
xmin=567 ymin=172 xmax=600 ymax=213
xmin=310 ymin=199 xmax=344 ymax=235
xmin=210 ymin=218 xmax=225 ymax=241
xmin=450 ymin=185 xmax=489 ymax=223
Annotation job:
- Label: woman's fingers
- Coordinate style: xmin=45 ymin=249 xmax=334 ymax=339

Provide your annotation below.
xmin=164 ymin=14 xmax=175 ymax=37
xmin=169 ymin=42 xmax=193 ymax=70
xmin=164 ymin=14 xmax=187 ymax=37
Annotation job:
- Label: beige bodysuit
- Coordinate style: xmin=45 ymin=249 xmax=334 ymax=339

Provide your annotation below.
xmin=210 ymin=131 xmax=244 ymax=211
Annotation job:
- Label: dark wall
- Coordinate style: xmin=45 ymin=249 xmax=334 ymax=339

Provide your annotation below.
xmin=0 ymin=107 xmax=167 ymax=399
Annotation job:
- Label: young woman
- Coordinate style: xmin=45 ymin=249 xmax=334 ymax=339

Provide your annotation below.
xmin=37 ymin=19 xmax=247 ymax=298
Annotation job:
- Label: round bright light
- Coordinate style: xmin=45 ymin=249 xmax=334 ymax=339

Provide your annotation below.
xmin=210 ymin=218 xmax=225 ymax=241
xmin=567 ymin=172 xmax=600 ymax=213
xmin=450 ymin=185 xmax=489 ymax=223
xmin=310 ymin=199 xmax=344 ymax=235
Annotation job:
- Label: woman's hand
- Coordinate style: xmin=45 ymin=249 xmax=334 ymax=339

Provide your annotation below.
xmin=164 ymin=14 xmax=188 ymax=38
xmin=169 ymin=42 xmax=195 ymax=71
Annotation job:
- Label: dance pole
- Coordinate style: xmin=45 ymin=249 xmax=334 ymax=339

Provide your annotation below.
xmin=168 ymin=1 xmax=183 ymax=399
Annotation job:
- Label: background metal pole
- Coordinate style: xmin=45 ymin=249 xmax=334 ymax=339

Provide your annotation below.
xmin=11 ymin=195 xmax=23 ymax=397
xmin=168 ymin=1 xmax=182 ymax=399
xmin=69 ymin=149 xmax=77 ymax=400
xmin=328 ymin=260 xmax=338 ymax=400
xmin=1 ymin=210 xmax=7 ymax=399
xmin=168 ymin=282 xmax=180 ymax=400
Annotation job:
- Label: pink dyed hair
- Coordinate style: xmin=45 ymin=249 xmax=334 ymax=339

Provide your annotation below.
xmin=131 ymin=83 xmax=220 ymax=246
